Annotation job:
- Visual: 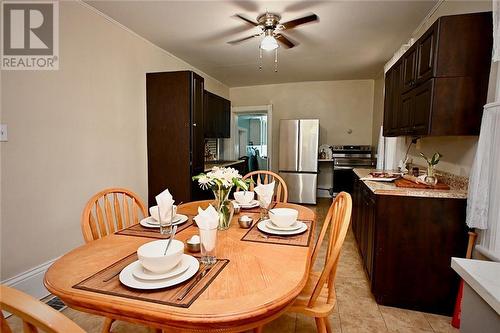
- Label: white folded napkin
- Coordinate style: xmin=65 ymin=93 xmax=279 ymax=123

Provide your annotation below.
xmin=254 ymin=181 xmax=275 ymax=207
xmin=155 ymin=189 xmax=175 ymax=222
xmin=194 ymin=205 xmax=219 ymax=252
xmin=194 ymin=205 xmax=219 ymax=229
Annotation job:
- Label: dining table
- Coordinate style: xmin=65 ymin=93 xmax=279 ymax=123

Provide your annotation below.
xmin=44 ymin=200 xmax=316 ymax=333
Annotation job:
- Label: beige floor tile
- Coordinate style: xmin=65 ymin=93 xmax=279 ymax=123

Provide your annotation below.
xmin=335 ymin=276 xmax=374 ymax=301
xmin=380 ymin=306 xmax=433 ymax=331
xmin=340 ymin=314 xmax=388 ymax=333
xmin=338 ymin=296 xmax=384 ymax=321
xmin=424 ymin=313 xmax=458 ymax=333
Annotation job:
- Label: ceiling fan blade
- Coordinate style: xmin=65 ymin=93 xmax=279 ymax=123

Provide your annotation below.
xmin=281 ymin=13 xmax=319 ymax=30
xmin=227 ymin=34 xmax=261 ymax=45
xmin=234 ymin=14 xmax=259 ymax=27
xmin=276 ymin=34 xmax=296 ymax=49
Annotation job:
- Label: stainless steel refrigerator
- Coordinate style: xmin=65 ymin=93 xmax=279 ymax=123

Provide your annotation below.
xmin=278 ymin=119 xmax=319 ymax=204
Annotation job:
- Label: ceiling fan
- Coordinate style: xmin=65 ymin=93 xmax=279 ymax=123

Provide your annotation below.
xmin=227 ymin=12 xmax=319 ymax=50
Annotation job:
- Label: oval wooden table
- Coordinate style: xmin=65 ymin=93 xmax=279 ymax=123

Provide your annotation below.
xmin=44 ymin=201 xmax=316 ymax=332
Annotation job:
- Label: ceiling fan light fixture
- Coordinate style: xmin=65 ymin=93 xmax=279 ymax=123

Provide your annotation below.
xmin=260 ymin=35 xmax=279 ymax=51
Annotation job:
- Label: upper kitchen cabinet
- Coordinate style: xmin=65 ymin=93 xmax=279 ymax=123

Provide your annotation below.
xmin=204 ymin=91 xmax=230 ymax=138
xmin=146 ymin=71 xmax=205 ymax=206
xmin=383 ymin=12 xmax=493 ymax=137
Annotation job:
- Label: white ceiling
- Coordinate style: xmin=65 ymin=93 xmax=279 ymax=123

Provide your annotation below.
xmin=86 ymin=1 xmax=437 ymax=87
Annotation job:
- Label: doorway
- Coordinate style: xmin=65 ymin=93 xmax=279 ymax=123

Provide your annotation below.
xmin=231 ymin=105 xmax=273 ymax=172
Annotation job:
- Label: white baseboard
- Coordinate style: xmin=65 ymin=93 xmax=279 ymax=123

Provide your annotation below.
xmin=1 ymin=257 xmax=59 ymax=300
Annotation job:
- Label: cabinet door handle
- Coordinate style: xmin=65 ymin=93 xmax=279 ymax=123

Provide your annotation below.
xmin=193 ymin=123 xmax=197 ymax=127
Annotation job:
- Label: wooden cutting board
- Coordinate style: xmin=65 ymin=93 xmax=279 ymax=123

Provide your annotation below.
xmin=395 ymin=178 xmax=450 ymax=190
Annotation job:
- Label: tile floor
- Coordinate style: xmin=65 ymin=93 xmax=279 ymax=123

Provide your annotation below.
xmin=7 ymin=198 xmax=459 ymax=332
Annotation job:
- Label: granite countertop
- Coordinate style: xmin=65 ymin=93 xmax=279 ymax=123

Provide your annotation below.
xmin=354 ymin=168 xmax=468 ymax=199
xmin=451 ymin=258 xmax=500 ymax=315
xmin=204 ymin=160 xmax=244 ymax=173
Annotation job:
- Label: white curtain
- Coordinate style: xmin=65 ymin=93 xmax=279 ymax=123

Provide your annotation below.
xmin=493 ymin=0 xmax=499 ymax=62
xmin=375 ymin=126 xmax=405 ymax=171
xmin=467 ymin=103 xmax=500 ymax=260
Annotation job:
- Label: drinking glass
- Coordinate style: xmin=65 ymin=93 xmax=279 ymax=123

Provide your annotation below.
xmin=259 ymin=197 xmax=272 ymax=220
xmin=158 ymin=206 xmax=174 ymax=236
xmin=199 ymin=225 xmax=217 ymax=265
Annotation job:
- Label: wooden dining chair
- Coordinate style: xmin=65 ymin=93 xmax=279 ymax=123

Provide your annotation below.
xmin=81 ymin=187 xmax=148 ymax=243
xmin=241 ymin=170 xmax=289 ymax=203
xmin=256 ymin=192 xmax=352 ymax=333
xmin=0 ymin=285 xmax=85 ymax=333
xmin=81 ymin=187 xmax=147 ymax=333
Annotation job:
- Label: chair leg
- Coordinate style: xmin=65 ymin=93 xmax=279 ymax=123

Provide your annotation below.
xmin=315 ymin=317 xmax=327 ymax=333
xmin=253 ymin=326 xmax=264 ymax=333
xmin=324 ymin=317 xmax=332 ymax=333
xmin=101 ymin=318 xmax=114 ymax=333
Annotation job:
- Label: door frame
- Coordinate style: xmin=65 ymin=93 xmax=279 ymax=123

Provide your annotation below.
xmin=230 ymin=105 xmax=273 ymax=170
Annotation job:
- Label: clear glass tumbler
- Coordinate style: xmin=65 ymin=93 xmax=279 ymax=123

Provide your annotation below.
xmin=158 ymin=206 xmax=173 ymax=236
xmin=199 ymin=225 xmax=217 ymax=265
xmin=259 ymin=198 xmax=272 ymax=220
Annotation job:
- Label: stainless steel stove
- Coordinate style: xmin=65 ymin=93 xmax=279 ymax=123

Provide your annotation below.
xmin=332 ymin=145 xmax=375 ymax=193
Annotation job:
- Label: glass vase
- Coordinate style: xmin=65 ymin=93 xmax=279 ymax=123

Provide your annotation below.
xmin=425 ymin=165 xmax=438 ymax=185
xmin=212 ymin=186 xmax=234 ymax=230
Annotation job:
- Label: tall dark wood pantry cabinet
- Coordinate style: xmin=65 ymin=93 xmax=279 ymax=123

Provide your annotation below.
xmin=146 ymin=71 xmax=205 ymax=206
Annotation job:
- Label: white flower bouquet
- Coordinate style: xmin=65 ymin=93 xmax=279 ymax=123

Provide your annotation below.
xmin=193 ymin=167 xmax=252 ymax=230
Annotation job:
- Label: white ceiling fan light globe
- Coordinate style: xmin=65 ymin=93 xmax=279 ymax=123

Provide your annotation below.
xmin=260 ymin=35 xmax=279 ymax=51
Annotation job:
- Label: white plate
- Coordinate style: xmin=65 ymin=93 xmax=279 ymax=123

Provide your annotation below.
xmin=257 ymin=220 xmax=308 ymax=236
xmin=265 ymin=220 xmax=302 ymax=231
xmin=144 ymin=214 xmax=185 ymax=225
xmin=119 ymin=255 xmax=199 ymax=290
xmin=235 ymin=200 xmax=259 ymax=209
xmin=139 ymin=215 xmax=188 ymax=228
xmin=132 ymin=254 xmax=191 ymax=281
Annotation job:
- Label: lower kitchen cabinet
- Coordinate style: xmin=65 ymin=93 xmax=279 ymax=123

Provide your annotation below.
xmin=351 ymin=173 xmax=468 ymax=315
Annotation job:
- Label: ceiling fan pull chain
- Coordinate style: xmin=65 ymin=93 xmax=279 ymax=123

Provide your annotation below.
xmin=259 ymin=47 xmax=263 ymax=70
xmin=274 ymin=48 xmax=278 ymax=72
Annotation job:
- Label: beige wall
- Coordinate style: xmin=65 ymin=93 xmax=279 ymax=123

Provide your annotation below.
xmin=371 ymin=73 xmax=385 ymax=149
xmin=405 ymin=0 xmax=493 ymax=176
xmin=230 ymin=80 xmax=375 ymax=172
xmin=0 ymin=1 xmax=228 ymax=280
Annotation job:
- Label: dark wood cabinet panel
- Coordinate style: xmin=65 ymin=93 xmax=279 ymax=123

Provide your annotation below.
xmin=412 ymin=79 xmax=433 ymax=135
xmin=399 ymin=90 xmax=413 ymax=134
xmin=402 ymin=46 xmax=418 ymax=92
xmin=147 ymin=71 xmax=205 ymax=206
xmin=416 ymin=24 xmax=436 ymax=83
xmin=204 ymin=91 xmax=230 ymax=138
xmin=382 ymin=12 xmax=492 ymax=137
xmin=352 ymin=173 xmax=468 ymax=315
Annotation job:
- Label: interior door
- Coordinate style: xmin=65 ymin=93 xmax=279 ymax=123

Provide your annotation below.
xmin=298 ymin=119 xmax=319 ymax=173
xmin=278 ymin=120 xmax=299 ymax=172
xmin=191 ymin=73 xmax=205 ymax=174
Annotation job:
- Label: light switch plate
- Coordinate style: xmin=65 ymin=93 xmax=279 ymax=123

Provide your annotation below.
xmin=0 ymin=124 xmax=8 ymax=142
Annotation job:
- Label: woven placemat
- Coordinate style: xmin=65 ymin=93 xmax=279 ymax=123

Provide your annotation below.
xmin=241 ymin=220 xmax=313 ymax=247
xmin=73 ymin=253 xmax=228 ymax=308
xmin=115 ymin=219 xmax=194 ymax=239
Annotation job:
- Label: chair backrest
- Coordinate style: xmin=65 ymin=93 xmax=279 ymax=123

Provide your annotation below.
xmin=0 ymin=285 xmax=85 ymax=333
xmin=241 ymin=170 xmax=288 ymax=203
xmin=81 ymin=187 xmax=147 ymax=242
xmin=308 ymin=192 xmax=352 ymax=308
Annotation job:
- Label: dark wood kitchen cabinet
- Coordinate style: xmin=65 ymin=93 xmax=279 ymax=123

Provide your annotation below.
xmin=146 ymin=71 xmax=205 ymax=206
xmin=351 ymin=173 xmax=468 ymax=315
xmin=383 ymin=12 xmax=492 ymax=137
xmin=204 ymin=91 xmax=230 ymax=138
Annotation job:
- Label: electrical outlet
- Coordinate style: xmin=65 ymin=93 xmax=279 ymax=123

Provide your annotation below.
xmin=1 ymin=124 xmax=8 ymax=142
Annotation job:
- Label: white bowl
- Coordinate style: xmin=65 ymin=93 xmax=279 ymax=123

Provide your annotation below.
xmin=269 ymin=208 xmax=298 ymax=228
xmin=137 ymin=239 xmax=184 ymax=274
xmin=234 ymin=191 xmax=254 ymax=204
xmin=149 ymin=205 xmax=177 ymax=221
